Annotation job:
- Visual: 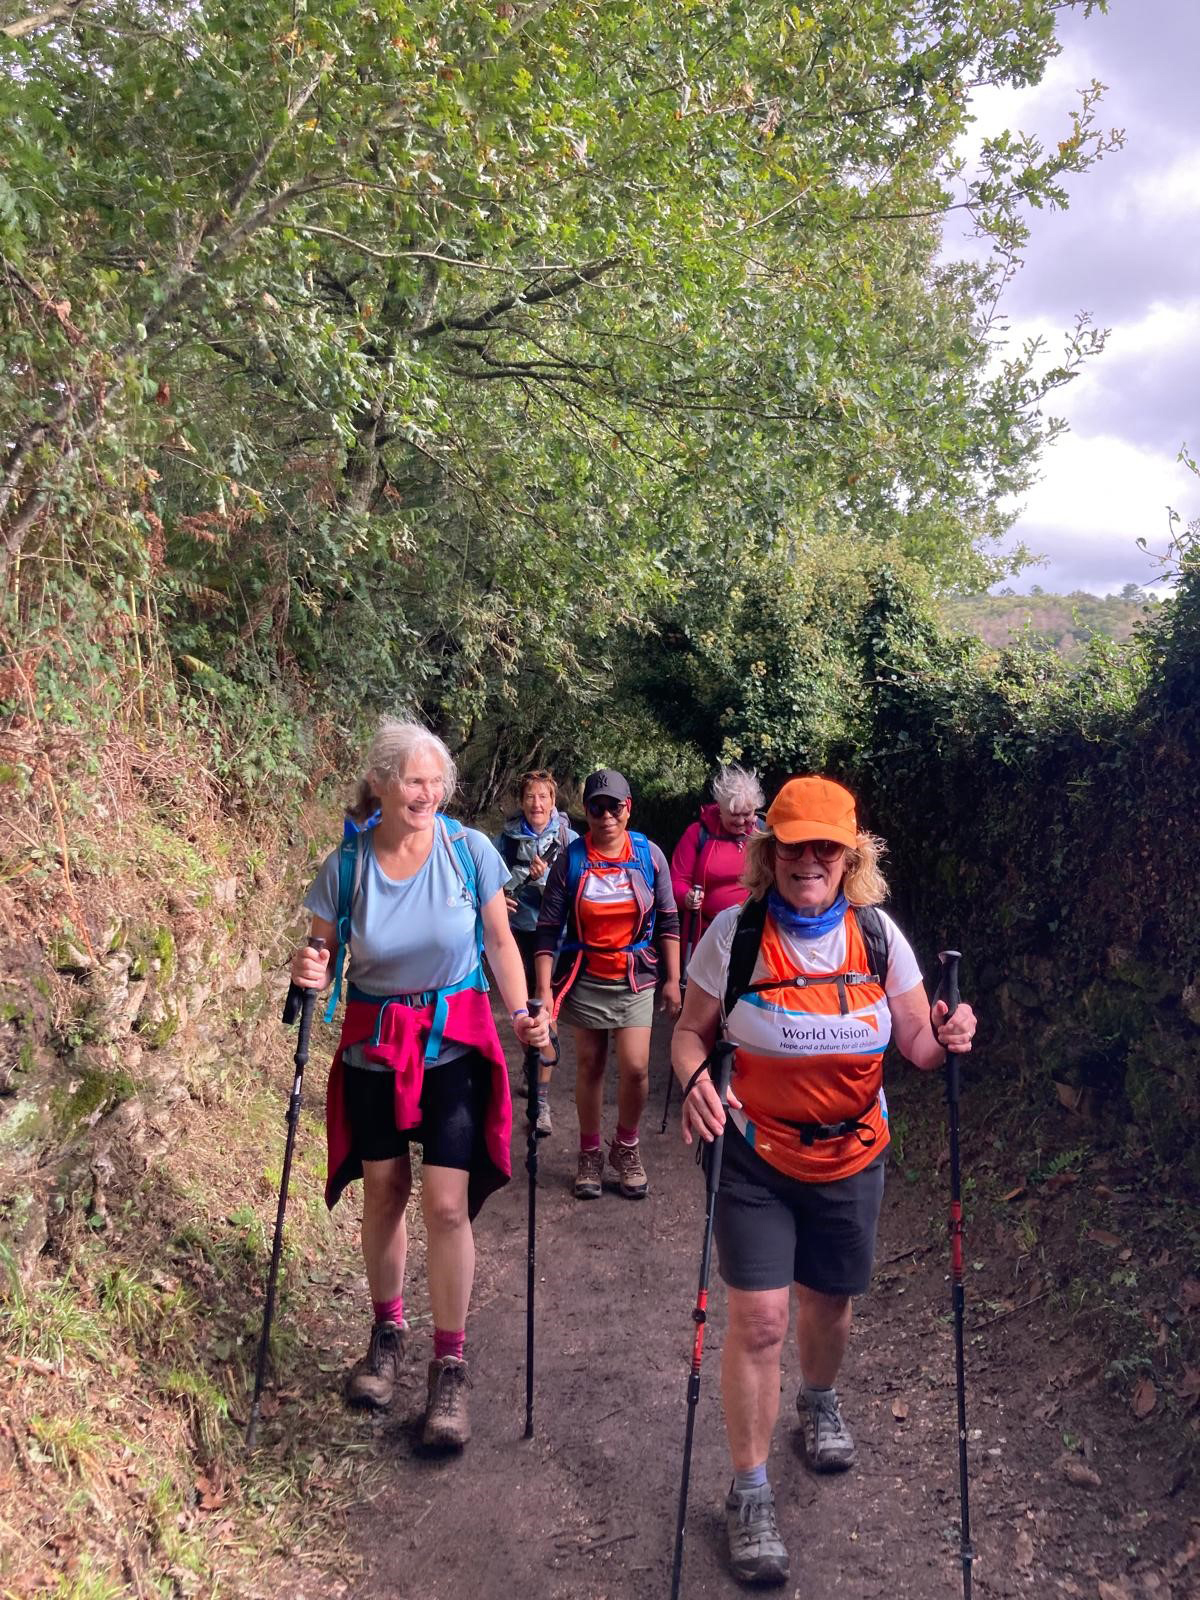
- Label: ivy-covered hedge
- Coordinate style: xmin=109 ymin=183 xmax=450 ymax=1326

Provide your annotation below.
xmin=847 ymin=558 xmax=1200 ymax=1185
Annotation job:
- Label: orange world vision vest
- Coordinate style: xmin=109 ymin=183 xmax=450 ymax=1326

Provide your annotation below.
xmin=724 ymin=902 xmax=891 ymax=1184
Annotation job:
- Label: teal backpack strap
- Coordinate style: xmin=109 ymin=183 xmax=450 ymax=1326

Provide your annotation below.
xmin=324 ymin=810 xmax=379 ymax=1023
xmin=423 ymin=816 xmax=487 ymax=1061
xmin=564 ymin=834 xmax=588 ymax=905
xmin=627 ymin=830 xmax=655 ymax=890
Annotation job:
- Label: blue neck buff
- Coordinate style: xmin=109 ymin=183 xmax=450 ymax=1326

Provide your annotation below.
xmin=520 ymin=817 xmax=542 ymax=836
xmin=767 ymin=890 xmax=848 ymax=939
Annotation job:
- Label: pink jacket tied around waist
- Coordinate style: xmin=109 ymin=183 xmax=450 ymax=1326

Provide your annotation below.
xmin=324 ymin=987 xmax=512 ymax=1218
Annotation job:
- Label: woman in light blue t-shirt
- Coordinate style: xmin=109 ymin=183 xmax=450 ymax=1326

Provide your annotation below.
xmin=291 ymin=719 xmax=549 ymax=1452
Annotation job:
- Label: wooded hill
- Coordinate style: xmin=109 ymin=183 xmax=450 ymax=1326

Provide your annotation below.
xmin=941 ymin=586 xmax=1163 ymax=662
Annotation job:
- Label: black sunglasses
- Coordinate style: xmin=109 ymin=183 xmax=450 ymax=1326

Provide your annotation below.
xmin=586 ymin=797 xmax=626 ymax=817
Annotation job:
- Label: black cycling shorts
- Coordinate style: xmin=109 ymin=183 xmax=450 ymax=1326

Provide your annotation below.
xmin=343 ymin=1049 xmax=491 ymax=1169
xmin=713 ymin=1122 xmax=886 ymax=1296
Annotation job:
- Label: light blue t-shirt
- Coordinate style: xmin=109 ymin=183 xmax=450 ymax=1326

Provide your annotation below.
xmin=304 ymin=825 xmax=508 ymax=1000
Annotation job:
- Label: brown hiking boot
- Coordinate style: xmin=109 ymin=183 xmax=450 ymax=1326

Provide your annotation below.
xmin=422 ymin=1357 xmax=472 ymax=1449
xmin=575 ymin=1146 xmax=603 ymax=1199
xmin=344 ymin=1319 xmax=406 ymax=1410
xmin=608 ymin=1138 xmax=649 ymax=1199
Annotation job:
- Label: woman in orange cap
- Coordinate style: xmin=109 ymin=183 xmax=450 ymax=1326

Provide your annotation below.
xmin=670 ymin=775 xmax=976 ymax=1587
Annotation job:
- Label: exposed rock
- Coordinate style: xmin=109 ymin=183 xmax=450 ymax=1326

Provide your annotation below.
xmin=232 ymin=948 xmax=263 ymax=991
xmin=1058 ymin=1455 xmax=1102 ymax=1489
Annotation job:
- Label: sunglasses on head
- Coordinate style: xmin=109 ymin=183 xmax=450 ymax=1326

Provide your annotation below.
xmin=775 ymin=838 xmax=845 ymax=862
xmin=586 ymin=797 xmax=626 ymax=817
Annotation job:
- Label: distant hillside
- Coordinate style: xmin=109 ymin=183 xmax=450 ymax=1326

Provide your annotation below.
xmin=940 ymin=586 xmax=1162 ymax=661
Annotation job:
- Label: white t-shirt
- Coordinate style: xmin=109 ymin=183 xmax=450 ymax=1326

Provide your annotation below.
xmin=687 ymin=903 xmax=923 ymax=1013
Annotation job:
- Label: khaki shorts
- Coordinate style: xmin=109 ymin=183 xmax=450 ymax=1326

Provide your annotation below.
xmin=559 ymin=975 xmax=655 ymax=1031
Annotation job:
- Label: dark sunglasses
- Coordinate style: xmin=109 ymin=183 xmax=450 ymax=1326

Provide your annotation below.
xmin=586 ymin=797 xmax=626 ymax=818
xmin=775 ymin=838 xmax=845 ymax=863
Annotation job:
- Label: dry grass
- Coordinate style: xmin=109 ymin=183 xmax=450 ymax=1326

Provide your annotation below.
xmin=0 ymin=1018 xmax=413 ymax=1599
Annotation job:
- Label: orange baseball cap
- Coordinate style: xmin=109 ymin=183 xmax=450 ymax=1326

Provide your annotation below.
xmin=766 ymin=776 xmax=859 ymax=848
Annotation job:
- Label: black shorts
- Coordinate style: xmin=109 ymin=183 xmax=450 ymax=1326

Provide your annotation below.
xmin=713 ymin=1123 xmax=886 ymax=1296
xmin=343 ymin=1050 xmax=491 ymax=1168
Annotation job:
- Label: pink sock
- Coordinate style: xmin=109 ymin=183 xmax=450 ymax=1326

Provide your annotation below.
xmin=616 ymin=1123 xmax=639 ymax=1146
xmin=434 ymin=1328 xmax=465 ymax=1362
xmin=373 ymin=1296 xmax=405 ymax=1326
xmin=580 ymin=1132 xmax=601 ymax=1153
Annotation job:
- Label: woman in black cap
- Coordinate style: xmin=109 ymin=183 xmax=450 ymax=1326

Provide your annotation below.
xmin=535 ymin=769 xmax=681 ymax=1199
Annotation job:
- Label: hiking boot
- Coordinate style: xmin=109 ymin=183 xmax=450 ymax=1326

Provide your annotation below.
xmin=575 ymin=1147 xmax=603 ymax=1199
xmin=344 ymin=1319 xmax=406 ymax=1410
xmin=725 ymin=1483 xmax=789 ymax=1587
xmin=422 ymin=1356 xmax=471 ymax=1449
xmin=607 ymin=1138 xmax=648 ymax=1199
xmin=536 ymin=1097 xmax=553 ymax=1137
xmin=797 ymin=1384 xmax=856 ymax=1472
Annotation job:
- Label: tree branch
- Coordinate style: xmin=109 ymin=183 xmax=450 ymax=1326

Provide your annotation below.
xmin=1 ymin=0 xmax=86 ymax=38
xmin=408 ymin=257 xmax=621 ymax=340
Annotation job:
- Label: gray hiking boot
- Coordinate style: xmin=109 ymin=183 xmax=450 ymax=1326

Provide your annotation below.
xmin=422 ymin=1356 xmax=472 ymax=1449
xmin=797 ymin=1384 xmax=856 ymax=1472
xmin=575 ymin=1147 xmax=603 ymax=1199
xmin=725 ymin=1483 xmax=789 ymax=1587
xmin=536 ymin=1096 xmax=553 ymax=1137
xmin=607 ymin=1138 xmax=649 ymax=1198
xmin=344 ymin=1319 xmax=406 ymax=1410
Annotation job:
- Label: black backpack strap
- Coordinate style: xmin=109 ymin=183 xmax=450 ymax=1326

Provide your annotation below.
xmin=723 ymin=895 xmax=769 ymax=1018
xmin=852 ymin=905 xmax=890 ymax=988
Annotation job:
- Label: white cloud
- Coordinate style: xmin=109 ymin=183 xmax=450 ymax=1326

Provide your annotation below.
xmin=1018 ymin=433 xmax=1192 ymax=540
xmin=1113 ymin=148 xmax=1200 ymax=223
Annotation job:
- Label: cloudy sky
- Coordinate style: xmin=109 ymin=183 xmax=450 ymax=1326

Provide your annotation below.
xmin=950 ymin=0 xmax=1199 ymax=595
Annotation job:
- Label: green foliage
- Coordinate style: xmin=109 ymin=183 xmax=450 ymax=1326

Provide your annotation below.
xmin=2 ymin=0 xmax=1119 ymax=801
xmin=840 ymin=542 xmax=1200 ymax=1184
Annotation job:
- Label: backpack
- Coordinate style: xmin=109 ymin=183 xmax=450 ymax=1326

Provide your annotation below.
xmin=323 ymin=811 xmax=481 ymax=1025
xmin=721 ymin=895 xmax=890 ymax=1020
xmin=691 ymin=812 xmax=764 ymax=886
xmin=561 ymin=830 xmax=657 ymax=954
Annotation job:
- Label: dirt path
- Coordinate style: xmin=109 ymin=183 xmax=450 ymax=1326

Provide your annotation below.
xmin=340 ymin=1018 xmax=1199 ymax=1600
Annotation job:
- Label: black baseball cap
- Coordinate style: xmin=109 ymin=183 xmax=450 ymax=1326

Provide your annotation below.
xmin=583 ymin=768 xmax=631 ymax=804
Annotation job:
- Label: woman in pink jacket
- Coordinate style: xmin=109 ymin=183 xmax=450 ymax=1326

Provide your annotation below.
xmin=671 ymin=764 xmax=765 ymax=950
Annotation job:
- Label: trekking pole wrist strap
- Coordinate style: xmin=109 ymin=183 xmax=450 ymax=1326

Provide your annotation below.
xmin=682 ymin=1062 xmax=710 ymax=1100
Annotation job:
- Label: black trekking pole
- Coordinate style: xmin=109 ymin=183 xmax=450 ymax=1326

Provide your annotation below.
xmin=669 ymin=1038 xmax=736 ymax=1600
xmin=245 ymin=936 xmax=325 ymax=1450
xmin=937 ymin=948 xmax=973 ymax=1600
xmin=660 ymin=891 xmax=701 ymax=1133
xmin=523 ymin=997 xmax=557 ymax=1440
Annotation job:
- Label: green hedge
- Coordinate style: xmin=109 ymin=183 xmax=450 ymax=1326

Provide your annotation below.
xmin=846 ymin=559 xmax=1200 ymax=1185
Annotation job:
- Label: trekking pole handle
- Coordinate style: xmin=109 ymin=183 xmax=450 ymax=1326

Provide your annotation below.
xmin=935 ymin=949 xmax=961 ymax=1023
xmin=936 ymin=948 xmax=963 ymax=1105
xmin=294 ymin=937 xmax=326 ymax=1062
xmin=709 ymin=1038 xmax=735 ymax=1107
xmin=282 ymin=935 xmax=328 ymax=1027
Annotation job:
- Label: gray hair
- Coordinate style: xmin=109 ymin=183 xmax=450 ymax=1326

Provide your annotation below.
xmin=712 ymin=763 xmax=764 ymax=815
xmin=349 ymin=717 xmax=457 ymax=820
